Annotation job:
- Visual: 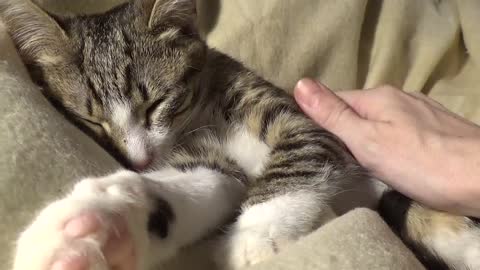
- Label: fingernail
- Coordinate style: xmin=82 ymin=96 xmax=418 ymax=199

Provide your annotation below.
xmin=294 ymin=79 xmax=326 ymax=108
xmin=64 ymin=213 xmax=99 ymax=238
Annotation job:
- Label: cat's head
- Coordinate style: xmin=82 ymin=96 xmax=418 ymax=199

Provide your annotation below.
xmin=1 ymin=0 xmax=206 ymax=170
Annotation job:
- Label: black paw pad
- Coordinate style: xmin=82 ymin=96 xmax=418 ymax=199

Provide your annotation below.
xmin=148 ymin=198 xmax=175 ymax=239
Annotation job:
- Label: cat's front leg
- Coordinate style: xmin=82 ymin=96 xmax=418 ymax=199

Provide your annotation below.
xmin=11 ymin=167 xmax=245 ymax=270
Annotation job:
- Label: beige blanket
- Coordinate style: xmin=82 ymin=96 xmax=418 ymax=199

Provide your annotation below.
xmin=2 ymin=0 xmax=480 ymax=269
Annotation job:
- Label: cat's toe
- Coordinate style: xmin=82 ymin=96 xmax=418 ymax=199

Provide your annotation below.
xmin=216 ymin=227 xmax=282 ymax=270
xmin=12 ymin=172 xmax=150 ymax=270
xmin=51 ymin=213 xmax=135 ymax=270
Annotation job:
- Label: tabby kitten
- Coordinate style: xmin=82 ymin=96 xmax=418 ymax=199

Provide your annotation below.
xmin=2 ymin=0 xmax=480 ymax=270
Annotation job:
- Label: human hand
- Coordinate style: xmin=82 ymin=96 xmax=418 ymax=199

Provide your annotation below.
xmin=294 ymin=78 xmax=480 ymax=217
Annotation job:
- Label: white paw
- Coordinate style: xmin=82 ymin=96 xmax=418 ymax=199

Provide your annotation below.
xmin=12 ymin=171 xmax=151 ymax=270
xmin=216 ymin=192 xmax=335 ymax=270
xmin=216 ymin=225 xmax=284 ymax=270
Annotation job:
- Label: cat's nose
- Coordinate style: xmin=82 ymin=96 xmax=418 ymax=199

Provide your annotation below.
xmin=132 ymin=157 xmax=153 ymax=172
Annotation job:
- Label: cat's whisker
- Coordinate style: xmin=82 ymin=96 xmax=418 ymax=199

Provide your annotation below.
xmin=186 ymin=65 xmax=202 ymax=71
xmin=184 ymin=125 xmax=216 ymax=136
xmin=176 ymin=125 xmax=217 ymax=144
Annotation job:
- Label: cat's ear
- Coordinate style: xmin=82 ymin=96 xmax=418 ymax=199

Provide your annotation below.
xmin=0 ymin=0 xmax=71 ymax=65
xmin=135 ymin=0 xmax=197 ymax=30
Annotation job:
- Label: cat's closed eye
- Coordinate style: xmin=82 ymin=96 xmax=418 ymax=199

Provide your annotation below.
xmin=146 ymin=98 xmax=166 ymax=127
xmin=172 ymin=92 xmax=192 ymax=118
xmin=79 ymin=117 xmax=106 ymax=135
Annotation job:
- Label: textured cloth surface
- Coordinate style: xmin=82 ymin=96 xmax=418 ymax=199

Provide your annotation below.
xmin=2 ymin=0 xmax=480 ymax=269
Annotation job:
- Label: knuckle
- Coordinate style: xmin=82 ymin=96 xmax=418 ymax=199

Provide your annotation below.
xmin=377 ymin=85 xmax=399 ymax=98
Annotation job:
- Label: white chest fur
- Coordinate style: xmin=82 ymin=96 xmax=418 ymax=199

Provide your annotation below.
xmin=224 ymin=126 xmax=271 ymax=178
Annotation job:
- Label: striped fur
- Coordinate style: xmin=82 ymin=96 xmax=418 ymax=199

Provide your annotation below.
xmin=3 ymin=0 xmax=480 ymax=269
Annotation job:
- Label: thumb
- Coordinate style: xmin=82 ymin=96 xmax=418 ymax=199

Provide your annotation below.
xmin=294 ymin=79 xmax=366 ymax=144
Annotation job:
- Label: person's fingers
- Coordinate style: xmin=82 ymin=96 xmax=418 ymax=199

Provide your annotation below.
xmin=294 ymin=78 xmax=371 ymax=147
xmin=409 ymin=92 xmax=442 ymax=107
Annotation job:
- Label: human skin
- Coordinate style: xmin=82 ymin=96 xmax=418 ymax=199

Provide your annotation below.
xmin=294 ymin=78 xmax=480 ymax=217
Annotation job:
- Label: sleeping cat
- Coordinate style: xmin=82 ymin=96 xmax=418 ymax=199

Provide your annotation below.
xmin=2 ymin=0 xmax=480 ymax=269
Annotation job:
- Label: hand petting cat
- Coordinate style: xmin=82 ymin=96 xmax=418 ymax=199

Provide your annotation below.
xmin=295 ymin=78 xmax=480 ymax=217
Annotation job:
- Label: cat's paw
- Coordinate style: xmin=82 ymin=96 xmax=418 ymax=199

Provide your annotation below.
xmin=215 ymin=225 xmax=283 ymax=270
xmin=11 ymin=171 xmax=151 ymax=270
xmin=215 ymin=192 xmax=336 ymax=270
